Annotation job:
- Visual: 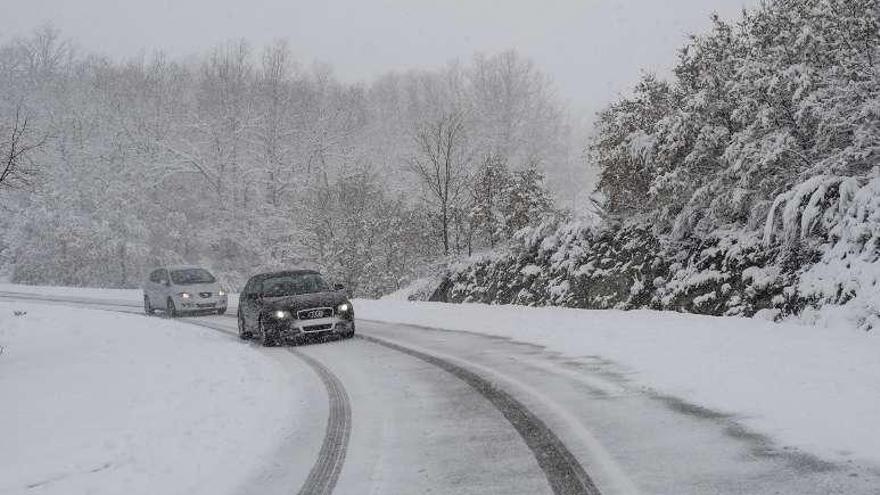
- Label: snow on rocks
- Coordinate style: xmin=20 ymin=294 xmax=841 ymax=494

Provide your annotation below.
xmin=428 ymin=219 xmax=792 ymax=318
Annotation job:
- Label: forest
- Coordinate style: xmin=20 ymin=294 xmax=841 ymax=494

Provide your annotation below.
xmin=0 ymin=29 xmax=575 ymax=295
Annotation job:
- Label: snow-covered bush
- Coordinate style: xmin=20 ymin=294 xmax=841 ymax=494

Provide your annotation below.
xmin=428 ymin=218 xmax=796 ymax=317
xmin=798 ymin=175 xmax=880 ymax=329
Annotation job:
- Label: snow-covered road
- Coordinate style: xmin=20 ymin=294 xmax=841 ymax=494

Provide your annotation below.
xmin=2 ymin=287 xmax=878 ymax=494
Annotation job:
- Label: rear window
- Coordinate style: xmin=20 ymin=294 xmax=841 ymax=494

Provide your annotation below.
xmin=170 ymin=268 xmax=216 ymax=285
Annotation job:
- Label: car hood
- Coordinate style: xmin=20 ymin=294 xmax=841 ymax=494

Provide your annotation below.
xmin=175 ymin=283 xmax=221 ymax=294
xmin=264 ymin=291 xmax=347 ymax=313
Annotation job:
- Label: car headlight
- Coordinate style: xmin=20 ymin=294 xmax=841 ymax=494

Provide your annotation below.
xmin=337 ymin=302 xmax=351 ymax=313
xmin=179 ymin=292 xmax=191 ymax=299
xmin=272 ymin=310 xmax=291 ymax=319
xmin=218 ymin=290 xmax=226 ymax=296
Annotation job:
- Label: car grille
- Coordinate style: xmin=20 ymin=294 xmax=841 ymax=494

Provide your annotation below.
xmin=199 ymin=292 xmax=212 ymax=298
xmin=298 ymin=307 xmax=333 ymax=320
xmin=196 ymin=303 xmax=216 ymax=308
xmin=302 ymin=323 xmax=332 ymax=333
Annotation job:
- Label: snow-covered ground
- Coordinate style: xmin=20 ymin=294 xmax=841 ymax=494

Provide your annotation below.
xmin=355 ymin=299 xmax=880 ymax=467
xmin=4 ymin=282 xmax=878 ymax=473
xmin=0 ymin=300 xmax=299 ymax=495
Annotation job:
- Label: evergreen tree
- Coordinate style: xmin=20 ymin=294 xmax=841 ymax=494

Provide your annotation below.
xmin=470 ymin=153 xmax=512 ymax=248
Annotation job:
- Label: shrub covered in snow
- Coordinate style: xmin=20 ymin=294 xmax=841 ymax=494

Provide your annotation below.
xmin=797 ymin=175 xmax=880 ymax=330
xmin=427 ymin=218 xmax=796 ymax=317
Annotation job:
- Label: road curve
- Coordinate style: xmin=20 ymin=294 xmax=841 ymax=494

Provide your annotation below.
xmin=359 ymin=333 xmax=600 ymax=495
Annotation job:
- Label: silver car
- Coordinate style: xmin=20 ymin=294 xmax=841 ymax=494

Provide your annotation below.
xmin=143 ymin=265 xmax=228 ymax=317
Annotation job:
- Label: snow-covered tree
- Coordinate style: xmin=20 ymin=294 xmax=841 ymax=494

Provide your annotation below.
xmin=593 ymin=0 xmax=880 ymax=240
xmin=470 ymin=153 xmax=512 ymax=248
xmin=504 ymin=164 xmax=555 ymax=236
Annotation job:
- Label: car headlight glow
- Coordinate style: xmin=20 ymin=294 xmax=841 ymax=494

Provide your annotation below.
xmin=337 ymin=303 xmax=351 ymax=313
xmin=272 ymin=310 xmax=290 ymax=319
xmin=218 ymin=290 xmax=226 ymax=296
xmin=179 ymin=292 xmax=191 ymax=299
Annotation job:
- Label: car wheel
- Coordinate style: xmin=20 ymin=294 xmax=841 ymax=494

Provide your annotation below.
xmin=238 ymin=311 xmax=252 ymax=340
xmin=144 ymin=295 xmax=154 ymax=315
xmin=216 ymin=307 xmax=227 ymax=315
xmin=167 ymin=298 xmax=177 ymax=318
xmin=257 ymin=317 xmax=276 ymax=347
xmin=340 ymin=322 xmax=355 ymax=339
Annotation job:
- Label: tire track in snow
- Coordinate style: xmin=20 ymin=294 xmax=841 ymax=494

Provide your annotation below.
xmin=287 ymin=348 xmax=351 ymax=495
xmin=358 ymin=333 xmax=601 ymax=495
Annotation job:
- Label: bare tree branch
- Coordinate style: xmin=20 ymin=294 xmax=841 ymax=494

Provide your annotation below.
xmin=408 ymin=111 xmax=469 ymax=255
xmin=0 ymin=104 xmax=46 ymax=190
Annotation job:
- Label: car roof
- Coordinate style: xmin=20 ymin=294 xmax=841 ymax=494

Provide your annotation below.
xmin=157 ymin=265 xmax=213 ymax=272
xmin=250 ymin=269 xmax=321 ymax=281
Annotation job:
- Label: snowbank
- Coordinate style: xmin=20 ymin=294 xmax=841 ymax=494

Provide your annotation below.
xmin=0 ymin=283 xmax=241 ymax=312
xmin=381 ymin=275 xmax=441 ymax=301
xmin=0 ymin=283 xmax=142 ymax=304
xmin=354 ymin=299 xmax=880 ymax=466
xmin=0 ymin=301 xmax=297 ymax=495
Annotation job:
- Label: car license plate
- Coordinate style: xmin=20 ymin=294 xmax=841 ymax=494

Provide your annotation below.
xmin=300 ymin=308 xmax=331 ymax=320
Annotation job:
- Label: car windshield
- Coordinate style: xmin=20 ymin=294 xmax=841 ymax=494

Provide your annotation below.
xmin=262 ymin=273 xmax=328 ymax=297
xmin=170 ymin=268 xmax=216 ymax=285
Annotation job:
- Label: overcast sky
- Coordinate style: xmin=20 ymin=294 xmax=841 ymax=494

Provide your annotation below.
xmin=2 ymin=0 xmax=754 ymax=118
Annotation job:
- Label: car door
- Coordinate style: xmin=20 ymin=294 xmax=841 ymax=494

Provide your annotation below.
xmin=147 ymin=270 xmax=161 ymax=302
xmin=156 ymin=269 xmax=171 ymax=307
xmin=240 ymin=278 xmax=262 ymax=328
xmin=144 ymin=270 xmax=154 ymax=301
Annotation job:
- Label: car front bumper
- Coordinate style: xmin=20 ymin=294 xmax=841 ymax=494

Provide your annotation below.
xmin=265 ymin=316 xmax=354 ymax=336
xmin=177 ymin=295 xmax=228 ymax=311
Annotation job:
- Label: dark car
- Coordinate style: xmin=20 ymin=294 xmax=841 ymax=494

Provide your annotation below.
xmin=237 ymin=270 xmax=355 ymax=346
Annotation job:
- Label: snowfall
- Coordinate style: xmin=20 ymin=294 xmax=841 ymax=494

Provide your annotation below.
xmin=1 ymin=282 xmax=879 ymax=493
